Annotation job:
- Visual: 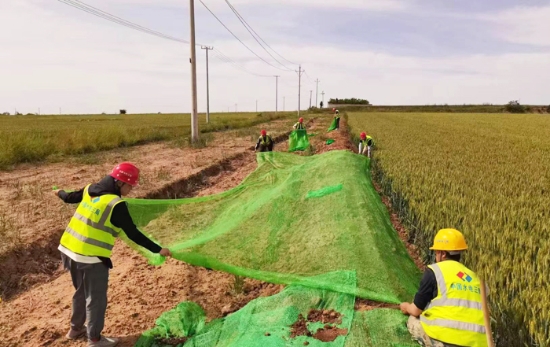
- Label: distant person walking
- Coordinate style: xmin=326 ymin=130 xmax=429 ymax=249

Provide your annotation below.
xmin=54 ymin=162 xmax=172 ymax=347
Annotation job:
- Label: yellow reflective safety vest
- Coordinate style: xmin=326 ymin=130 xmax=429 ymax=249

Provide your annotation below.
xmin=60 ymin=185 xmax=124 ymax=258
xmin=420 ymin=260 xmax=488 ymax=347
xmin=259 ymin=135 xmax=272 ymax=146
xmin=294 ymin=122 xmax=305 ymax=130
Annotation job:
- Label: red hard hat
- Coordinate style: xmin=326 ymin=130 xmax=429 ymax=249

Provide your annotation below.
xmin=261 ymin=129 xmax=267 ymax=136
xmin=110 ymin=162 xmax=140 ymax=186
xmin=332 ymin=108 xmax=335 ymax=111
xmin=360 ymin=132 xmax=366 ymax=139
xmin=299 ymin=117 xmax=304 ymax=123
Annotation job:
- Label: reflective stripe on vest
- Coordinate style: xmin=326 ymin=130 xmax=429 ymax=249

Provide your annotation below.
xmin=260 ymin=136 xmax=272 ymax=146
xmin=295 ymin=123 xmax=305 ymax=129
xmin=60 ymin=185 xmax=123 ymax=258
xmin=420 ymin=261 xmax=488 ymax=347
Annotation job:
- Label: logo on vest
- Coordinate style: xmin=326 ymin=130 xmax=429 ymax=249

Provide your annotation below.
xmin=92 ymin=197 xmax=100 ymax=203
xmin=457 ymin=271 xmax=473 ymax=282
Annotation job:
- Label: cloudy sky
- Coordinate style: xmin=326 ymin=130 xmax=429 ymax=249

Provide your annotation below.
xmin=1 ymin=0 xmax=550 ymax=114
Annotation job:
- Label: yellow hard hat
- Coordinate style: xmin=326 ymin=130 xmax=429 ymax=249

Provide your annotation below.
xmin=429 ymin=228 xmax=468 ymax=252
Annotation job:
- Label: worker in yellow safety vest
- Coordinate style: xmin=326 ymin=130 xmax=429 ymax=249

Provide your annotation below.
xmin=293 ymin=117 xmax=306 ymax=130
xmin=54 ymin=162 xmax=171 ymax=347
xmin=400 ymin=229 xmax=488 ymax=347
xmin=255 ymin=129 xmax=274 ymax=152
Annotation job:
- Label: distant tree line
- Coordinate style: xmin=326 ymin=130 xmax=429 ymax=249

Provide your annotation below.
xmin=329 ymin=98 xmax=370 ymax=105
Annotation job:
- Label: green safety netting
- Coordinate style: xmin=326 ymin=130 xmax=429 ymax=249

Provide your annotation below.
xmin=134 ymin=272 xmax=418 ymax=347
xmin=327 ymin=117 xmax=340 ymax=132
xmin=125 ymin=151 xmax=421 ymax=303
xmin=136 ymin=272 xmax=356 ymax=347
xmin=288 ymin=129 xmax=310 ymax=152
xmin=326 ymin=139 xmax=335 ymax=145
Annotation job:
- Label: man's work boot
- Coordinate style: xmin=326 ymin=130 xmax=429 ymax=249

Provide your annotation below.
xmin=66 ymin=326 xmax=87 ymax=340
xmin=88 ymin=336 xmax=120 ymax=347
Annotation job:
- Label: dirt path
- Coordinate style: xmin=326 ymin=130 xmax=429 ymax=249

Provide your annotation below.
xmin=0 ymin=114 xmax=420 ymax=347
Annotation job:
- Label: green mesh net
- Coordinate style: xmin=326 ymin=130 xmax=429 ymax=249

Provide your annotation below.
xmin=136 ymin=272 xmax=356 ymax=347
xmin=288 ymin=130 xmax=310 ymax=151
xmin=326 ymin=139 xmax=335 ymax=145
xmin=125 ymin=151 xmax=421 ymax=303
xmin=125 ymin=150 xmax=421 ymax=347
xmin=327 ymin=118 xmax=340 ymax=132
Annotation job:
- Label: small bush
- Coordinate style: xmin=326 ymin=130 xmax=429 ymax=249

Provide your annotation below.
xmin=505 ymin=100 xmax=526 ymax=114
xmin=546 ymin=105 xmax=550 ymax=113
xmin=119 ymin=109 xmax=127 ymax=115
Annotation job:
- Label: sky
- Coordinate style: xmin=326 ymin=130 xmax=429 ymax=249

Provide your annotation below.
xmin=1 ymin=0 xmax=550 ymax=114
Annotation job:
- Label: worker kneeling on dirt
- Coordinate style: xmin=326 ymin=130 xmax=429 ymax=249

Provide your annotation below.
xmin=358 ymin=132 xmax=374 ymax=158
xmin=255 ymin=129 xmax=274 ymax=152
xmin=54 ymin=162 xmax=171 ymax=347
xmin=293 ymin=117 xmax=306 ymax=130
xmin=400 ymin=229 xmax=488 ymax=347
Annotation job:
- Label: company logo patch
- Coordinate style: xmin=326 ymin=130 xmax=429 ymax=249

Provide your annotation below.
xmin=456 ymin=271 xmax=473 ymax=282
xmin=92 ymin=197 xmax=100 ymax=203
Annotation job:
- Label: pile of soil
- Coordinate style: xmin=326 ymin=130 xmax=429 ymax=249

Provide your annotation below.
xmin=289 ymin=309 xmax=348 ymax=343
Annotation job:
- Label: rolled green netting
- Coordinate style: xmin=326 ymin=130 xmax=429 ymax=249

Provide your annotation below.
xmin=124 ymin=151 xmax=421 ymax=304
xmin=288 ymin=129 xmax=310 ymax=152
xmin=326 ymin=139 xmax=335 ymax=145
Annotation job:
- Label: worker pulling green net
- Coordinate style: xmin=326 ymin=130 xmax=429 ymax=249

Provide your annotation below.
xmin=125 ymin=151 xmax=421 ymax=304
xmin=288 ymin=129 xmax=310 ymax=152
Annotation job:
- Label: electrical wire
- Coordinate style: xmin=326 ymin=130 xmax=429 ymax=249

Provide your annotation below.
xmin=224 ymin=0 xmax=295 ymax=71
xmin=56 ymin=0 xmax=274 ymax=78
xmin=197 ymin=0 xmax=292 ymax=72
xmin=57 ymin=0 xmax=197 ymax=44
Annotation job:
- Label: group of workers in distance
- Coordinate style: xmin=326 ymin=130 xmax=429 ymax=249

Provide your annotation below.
xmin=52 ymin=108 xmax=487 ymax=347
xmin=255 ymin=111 xmax=376 ymax=158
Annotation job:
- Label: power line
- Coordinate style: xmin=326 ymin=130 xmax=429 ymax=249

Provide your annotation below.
xmin=197 ymin=0 xmax=292 ymax=72
xmin=224 ymin=0 xmax=295 ymax=71
xmin=56 ymin=0 xmax=272 ymax=78
xmin=57 ymin=0 xmax=195 ymax=44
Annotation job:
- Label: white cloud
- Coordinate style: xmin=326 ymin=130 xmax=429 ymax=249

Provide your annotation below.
xmin=481 ymin=5 xmax=550 ymax=46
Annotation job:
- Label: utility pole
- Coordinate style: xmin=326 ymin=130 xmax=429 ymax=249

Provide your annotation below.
xmin=201 ymin=46 xmax=213 ymax=123
xmin=59 ymin=107 xmax=62 ymax=115
xmin=321 ymin=91 xmax=325 ymax=108
xmin=283 ymin=97 xmax=285 ymax=111
xmin=309 ymin=90 xmax=312 ymax=109
xmin=256 ymin=100 xmax=258 ymax=112
xmin=296 ymin=65 xmax=305 ymax=116
xmin=274 ymin=75 xmax=280 ymax=113
xmin=189 ymin=0 xmax=199 ymax=141
xmin=315 ymin=79 xmax=320 ymax=107
xmin=235 ymin=104 xmax=237 ymax=112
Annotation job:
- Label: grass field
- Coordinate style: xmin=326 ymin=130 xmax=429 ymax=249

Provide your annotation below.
xmin=348 ymin=112 xmax=550 ymax=347
xmin=0 ymin=112 xmax=296 ymax=169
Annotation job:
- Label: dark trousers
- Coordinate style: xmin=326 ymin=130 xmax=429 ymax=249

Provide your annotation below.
xmin=62 ymin=253 xmax=109 ymax=340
